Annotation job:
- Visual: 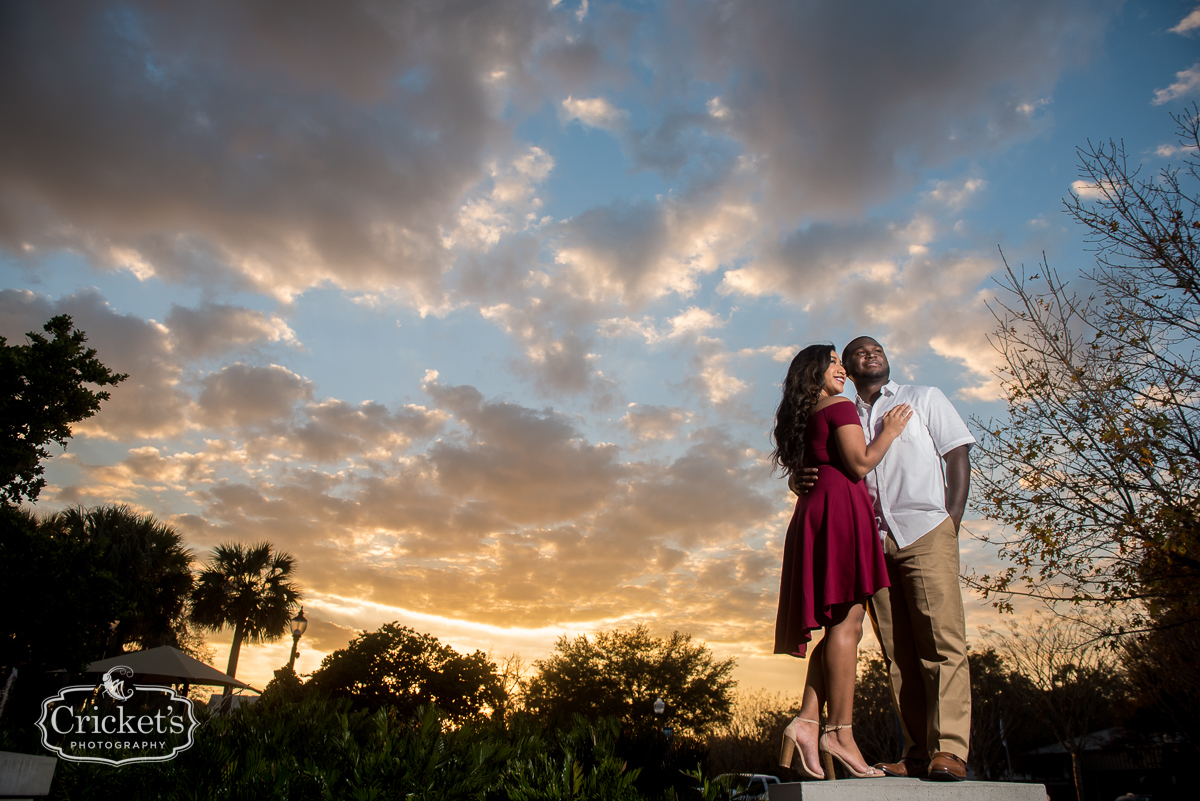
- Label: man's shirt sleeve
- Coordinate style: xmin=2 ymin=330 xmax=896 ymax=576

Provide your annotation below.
xmin=924 ymin=387 xmax=975 ymax=456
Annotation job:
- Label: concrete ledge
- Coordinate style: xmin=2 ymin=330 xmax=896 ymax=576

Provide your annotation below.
xmin=768 ymin=778 xmax=1046 ymax=801
xmin=0 ymin=750 xmax=57 ymax=798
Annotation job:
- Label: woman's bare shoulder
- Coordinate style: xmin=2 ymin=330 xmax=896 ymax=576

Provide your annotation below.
xmin=813 ymin=396 xmax=853 ymax=412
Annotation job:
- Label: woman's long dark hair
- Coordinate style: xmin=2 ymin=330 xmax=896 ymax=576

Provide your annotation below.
xmin=770 ymin=343 xmax=836 ymax=476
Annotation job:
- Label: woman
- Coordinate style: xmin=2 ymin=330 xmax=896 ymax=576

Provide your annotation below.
xmin=770 ymin=344 xmax=911 ymax=780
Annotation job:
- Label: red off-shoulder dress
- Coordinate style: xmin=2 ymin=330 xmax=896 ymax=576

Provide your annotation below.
xmin=774 ymin=400 xmax=891 ymax=657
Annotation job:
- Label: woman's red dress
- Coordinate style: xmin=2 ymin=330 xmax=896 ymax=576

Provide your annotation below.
xmin=774 ymin=400 xmax=890 ymax=657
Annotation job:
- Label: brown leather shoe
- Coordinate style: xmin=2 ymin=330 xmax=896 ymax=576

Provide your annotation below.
xmin=928 ymin=751 xmax=967 ymax=781
xmin=873 ymin=756 xmax=928 ymax=778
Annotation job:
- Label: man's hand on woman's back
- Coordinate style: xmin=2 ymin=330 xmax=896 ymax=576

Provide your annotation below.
xmin=788 ymin=467 xmax=820 ymax=495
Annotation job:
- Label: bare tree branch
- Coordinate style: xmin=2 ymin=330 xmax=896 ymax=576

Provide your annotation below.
xmin=969 ymin=106 xmax=1200 ymax=634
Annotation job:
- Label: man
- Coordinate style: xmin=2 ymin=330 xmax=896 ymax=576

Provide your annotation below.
xmin=812 ymin=336 xmax=975 ymax=781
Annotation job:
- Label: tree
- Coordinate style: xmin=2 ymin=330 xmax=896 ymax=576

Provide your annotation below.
xmin=0 ymin=504 xmax=124 ymax=673
xmin=494 ymin=651 xmax=531 ymax=720
xmin=306 ymin=623 xmax=505 ymax=722
xmin=807 ymin=647 xmax=1043 ymax=779
xmin=850 ymin=651 xmax=902 ymax=768
xmin=0 ymin=314 xmax=126 ymax=505
xmin=523 ymin=625 xmax=736 ymax=737
xmin=0 ymin=504 xmax=198 ymax=672
xmin=704 ymin=689 xmax=801 ymax=779
xmin=48 ymin=505 xmax=195 ymax=653
xmin=190 ymin=542 xmax=302 ymax=682
xmin=1121 ymin=611 xmax=1200 ymax=752
xmin=984 ymin=614 xmax=1126 ymax=801
xmin=967 ymin=646 xmax=1038 ymax=781
xmin=970 ymin=106 xmax=1200 ymax=635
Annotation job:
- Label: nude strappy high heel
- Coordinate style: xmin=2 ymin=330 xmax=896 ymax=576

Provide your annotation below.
xmin=818 ymin=723 xmax=885 ymax=778
xmin=779 ymin=716 xmax=824 ymax=779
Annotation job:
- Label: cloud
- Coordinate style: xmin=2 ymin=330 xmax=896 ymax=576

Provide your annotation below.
xmin=553 ymin=189 xmax=758 ymax=307
xmin=478 ymin=299 xmax=616 ymax=401
xmin=553 ymin=201 xmax=675 ymax=304
xmin=195 ymin=363 xmax=314 ymax=429
xmin=709 ymin=195 xmax=1001 ymax=398
xmin=649 ymin=0 xmax=1111 ymax=221
xmin=688 ymin=338 xmax=749 ymax=406
xmin=422 ymin=376 xmax=625 ymax=526
xmin=621 ymin=404 xmax=695 ymax=442
xmin=292 ymin=399 xmax=447 ymax=464
xmin=596 ymin=428 xmax=775 ymax=547
xmin=1153 ymin=63 xmax=1200 ymax=105
xmin=453 ymin=234 xmax=545 ymax=308
xmin=736 ymin=344 xmax=797 ymax=363
xmin=852 ymin=252 xmax=1001 ymax=399
xmin=54 ymin=441 xmax=252 ymax=506
xmin=667 ymin=307 xmax=724 ymax=338
xmin=0 ymin=288 xmax=190 ymax=439
xmin=534 ymin=10 xmax=622 ymax=97
xmin=718 ymin=217 xmax=917 ymax=304
xmin=925 ymin=177 xmax=988 ymax=211
xmin=443 ymin=146 xmax=555 ymax=252
xmin=166 ymin=303 xmax=297 ymax=359
xmin=596 ymin=315 xmax=660 ymax=342
xmin=599 ymin=306 xmax=725 ymax=344
xmin=293 ymin=615 xmax=360 ymax=656
xmin=4 ymin=288 xmax=451 ymax=481
xmin=59 ymin=374 xmax=783 ymax=637
xmin=1155 ymin=142 xmax=1200 ymax=158
xmin=560 ymin=95 xmax=629 ymax=131
xmin=595 ymin=307 xmax=750 ymax=407
xmin=707 ymin=97 xmax=730 ymax=120
xmin=1169 ymin=7 xmax=1200 ymax=35
xmin=0 ymin=0 xmax=554 ymax=306
xmin=929 ymin=334 xmax=1002 ymax=401
xmin=1070 ymin=179 xmax=1107 ymax=200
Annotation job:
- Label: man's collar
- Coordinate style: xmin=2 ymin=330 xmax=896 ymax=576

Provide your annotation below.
xmin=855 ymin=380 xmax=899 ymax=406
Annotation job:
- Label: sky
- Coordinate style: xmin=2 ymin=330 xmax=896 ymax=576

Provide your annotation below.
xmin=2 ymin=0 xmax=1199 ymax=699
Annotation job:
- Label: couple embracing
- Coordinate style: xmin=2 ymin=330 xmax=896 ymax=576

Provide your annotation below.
xmin=769 ymin=337 xmax=974 ymax=782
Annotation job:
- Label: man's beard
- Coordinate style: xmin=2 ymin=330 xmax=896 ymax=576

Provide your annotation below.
xmin=854 ymin=366 xmax=889 ymax=382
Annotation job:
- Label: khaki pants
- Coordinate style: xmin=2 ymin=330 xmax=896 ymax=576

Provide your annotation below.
xmin=867 ymin=516 xmax=971 ymax=760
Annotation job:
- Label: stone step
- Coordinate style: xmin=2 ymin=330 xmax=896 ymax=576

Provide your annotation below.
xmin=768 ymin=778 xmax=1046 ymax=801
xmin=0 ymin=750 xmax=57 ymax=799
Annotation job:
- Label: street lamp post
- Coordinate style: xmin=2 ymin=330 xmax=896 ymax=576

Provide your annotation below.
xmin=653 ymin=697 xmax=672 ymax=741
xmin=286 ymin=607 xmax=308 ymax=672
xmin=652 ymin=696 xmax=672 ymax=777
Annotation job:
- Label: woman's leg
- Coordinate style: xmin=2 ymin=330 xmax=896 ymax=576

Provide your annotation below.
xmin=800 ymin=635 xmax=827 ymax=714
xmin=820 ymin=601 xmax=877 ymax=773
xmin=785 ymin=636 xmax=826 ymax=774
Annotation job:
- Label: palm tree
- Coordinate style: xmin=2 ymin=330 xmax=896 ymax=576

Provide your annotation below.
xmin=51 ymin=504 xmax=194 ymax=654
xmin=190 ymin=542 xmax=302 ymax=682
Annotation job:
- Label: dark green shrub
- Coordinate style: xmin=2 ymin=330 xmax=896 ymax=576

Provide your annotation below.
xmin=45 ymin=698 xmax=667 ymax=800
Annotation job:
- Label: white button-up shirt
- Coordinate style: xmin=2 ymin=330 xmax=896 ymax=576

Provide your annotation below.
xmin=855 ymin=381 xmax=975 ymax=548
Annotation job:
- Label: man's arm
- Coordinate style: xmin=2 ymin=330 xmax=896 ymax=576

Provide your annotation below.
xmin=943 ymin=444 xmax=971 ymax=533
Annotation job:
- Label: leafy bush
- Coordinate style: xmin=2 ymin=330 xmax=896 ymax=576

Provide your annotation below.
xmin=45 ymin=698 xmax=682 ymax=800
xmin=306 ymin=623 xmax=504 ymax=723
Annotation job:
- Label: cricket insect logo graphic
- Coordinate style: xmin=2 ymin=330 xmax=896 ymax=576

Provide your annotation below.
xmin=100 ymin=666 xmax=135 ymax=701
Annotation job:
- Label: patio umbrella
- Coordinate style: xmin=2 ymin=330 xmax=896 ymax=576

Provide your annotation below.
xmin=85 ymin=646 xmax=259 ymax=692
